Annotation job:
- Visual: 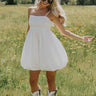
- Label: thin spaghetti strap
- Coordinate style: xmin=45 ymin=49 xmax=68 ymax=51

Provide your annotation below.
xmin=45 ymin=10 xmax=50 ymax=16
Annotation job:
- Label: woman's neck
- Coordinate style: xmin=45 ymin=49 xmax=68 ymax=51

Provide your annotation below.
xmin=36 ymin=6 xmax=49 ymax=11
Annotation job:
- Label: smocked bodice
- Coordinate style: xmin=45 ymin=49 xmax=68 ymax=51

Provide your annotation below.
xmin=29 ymin=15 xmax=53 ymax=31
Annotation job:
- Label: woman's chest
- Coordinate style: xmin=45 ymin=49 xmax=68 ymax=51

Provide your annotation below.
xmin=29 ymin=16 xmax=52 ymax=27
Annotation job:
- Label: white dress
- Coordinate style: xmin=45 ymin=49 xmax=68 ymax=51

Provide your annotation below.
xmin=20 ymin=10 xmax=68 ymax=71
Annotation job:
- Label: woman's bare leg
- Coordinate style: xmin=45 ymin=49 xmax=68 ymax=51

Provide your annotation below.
xmin=29 ymin=70 xmax=41 ymax=92
xmin=46 ymin=71 xmax=57 ymax=91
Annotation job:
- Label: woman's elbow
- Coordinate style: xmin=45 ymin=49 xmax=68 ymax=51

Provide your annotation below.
xmin=60 ymin=29 xmax=67 ymax=36
xmin=61 ymin=32 xmax=67 ymax=36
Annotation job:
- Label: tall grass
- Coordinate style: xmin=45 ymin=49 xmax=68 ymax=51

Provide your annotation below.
xmin=0 ymin=4 xmax=96 ymax=96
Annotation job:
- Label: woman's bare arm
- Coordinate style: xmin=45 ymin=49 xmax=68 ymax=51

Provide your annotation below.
xmin=48 ymin=13 xmax=84 ymax=42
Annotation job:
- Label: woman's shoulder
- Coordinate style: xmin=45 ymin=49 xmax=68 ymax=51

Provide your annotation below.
xmin=48 ymin=11 xmax=59 ymax=21
xmin=28 ymin=6 xmax=36 ymax=10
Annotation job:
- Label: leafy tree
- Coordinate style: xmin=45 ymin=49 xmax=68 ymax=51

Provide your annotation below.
xmin=6 ymin=0 xmax=17 ymax=5
xmin=77 ymin=0 xmax=84 ymax=5
xmin=90 ymin=0 xmax=95 ymax=5
xmin=77 ymin=0 xmax=96 ymax=5
xmin=32 ymin=0 xmax=35 ymax=4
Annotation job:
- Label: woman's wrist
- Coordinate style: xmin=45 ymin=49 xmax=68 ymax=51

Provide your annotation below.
xmin=80 ymin=36 xmax=88 ymax=42
xmin=80 ymin=36 xmax=85 ymax=42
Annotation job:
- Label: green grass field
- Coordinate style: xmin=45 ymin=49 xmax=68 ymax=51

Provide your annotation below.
xmin=0 ymin=4 xmax=96 ymax=96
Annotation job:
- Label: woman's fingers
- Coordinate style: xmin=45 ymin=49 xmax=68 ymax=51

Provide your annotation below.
xmin=83 ymin=35 xmax=94 ymax=42
xmin=89 ymin=37 xmax=94 ymax=41
xmin=84 ymin=36 xmax=94 ymax=38
xmin=85 ymin=35 xmax=93 ymax=37
xmin=87 ymin=37 xmax=94 ymax=42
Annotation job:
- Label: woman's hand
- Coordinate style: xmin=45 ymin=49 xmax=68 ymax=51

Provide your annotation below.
xmin=82 ymin=36 xmax=94 ymax=42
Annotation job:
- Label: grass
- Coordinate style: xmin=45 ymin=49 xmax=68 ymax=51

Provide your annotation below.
xmin=0 ymin=4 xmax=96 ymax=96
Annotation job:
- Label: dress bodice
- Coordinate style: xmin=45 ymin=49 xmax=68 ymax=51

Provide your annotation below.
xmin=29 ymin=10 xmax=54 ymax=31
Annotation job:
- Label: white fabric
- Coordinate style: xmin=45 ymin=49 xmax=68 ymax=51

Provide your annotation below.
xmin=20 ymin=14 xmax=68 ymax=71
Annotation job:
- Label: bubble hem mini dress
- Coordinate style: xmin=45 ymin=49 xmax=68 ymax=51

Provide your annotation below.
xmin=20 ymin=9 xmax=68 ymax=71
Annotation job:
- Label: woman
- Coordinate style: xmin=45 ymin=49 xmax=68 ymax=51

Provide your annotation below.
xmin=20 ymin=0 xmax=94 ymax=96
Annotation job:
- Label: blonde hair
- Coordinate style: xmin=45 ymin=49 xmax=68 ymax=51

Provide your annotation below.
xmin=34 ymin=0 xmax=67 ymax=27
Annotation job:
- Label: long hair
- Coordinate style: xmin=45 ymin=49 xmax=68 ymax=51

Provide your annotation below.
xmin=34 ymin=0 xmax=67 ymax=27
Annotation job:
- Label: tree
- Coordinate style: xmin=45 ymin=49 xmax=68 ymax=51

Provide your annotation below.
xmin=64 ymin=0 xmax=69 ymax=4
xmin=6 ymin=0 xmax=17 ymax=5
xmin=77 ymin=0 xmax=85 ymax=5
xmin=32 ymin=0 xmax=35 ymax=4
xmin=90 ymin=0 xmax=95 ymax=5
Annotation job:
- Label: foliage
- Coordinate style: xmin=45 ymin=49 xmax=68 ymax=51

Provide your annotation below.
xmin=18 ymin=0 xmax=32 ymax=4
xmin=68 ymin=0 xmax=77 ymax=5
xmin=77 ymin=0 xmax=96 ymax=5
xmin=5 ymin=0 xmax=17 ymax=5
